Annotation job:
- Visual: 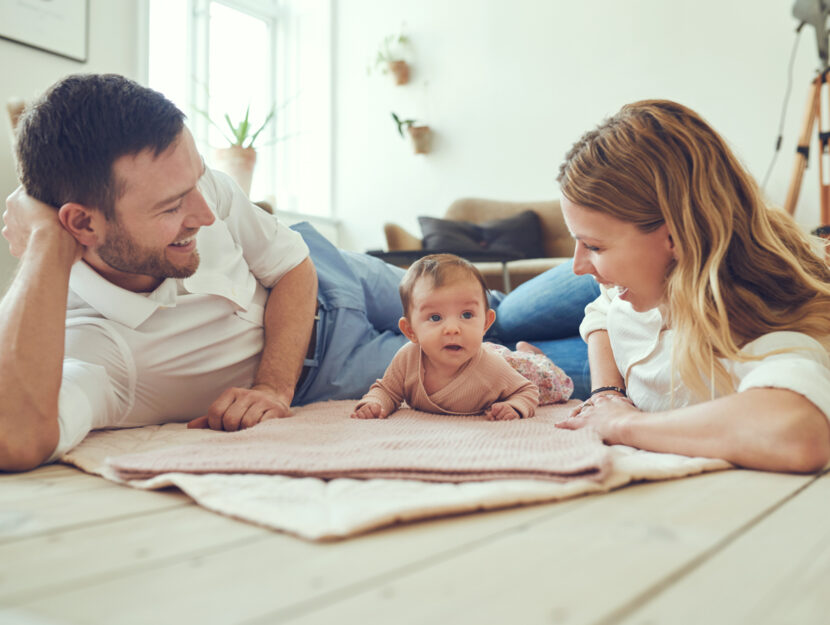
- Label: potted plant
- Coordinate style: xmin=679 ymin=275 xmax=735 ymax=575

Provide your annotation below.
xmin=207 ymin=104 xmax=274 ymax=196
xmin=370 ymin=32 xmax=411 ymax=85
xmin=392 ymin=112 xmax=432 ymax=154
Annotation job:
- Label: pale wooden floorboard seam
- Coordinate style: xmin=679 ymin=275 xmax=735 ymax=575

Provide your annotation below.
xmin=4 ymin=533 xmax=271 ymax=606
xmin=239 ymin=496 xmax=596 ymax=625
xmin=0 ymin=500 xmax=191 ymax=546
xmin=589 ymin=469 xmax=827 ymax=625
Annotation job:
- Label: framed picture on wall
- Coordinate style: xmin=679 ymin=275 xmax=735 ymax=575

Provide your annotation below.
xmin=0 ymin=0 xmax=88 ymax=63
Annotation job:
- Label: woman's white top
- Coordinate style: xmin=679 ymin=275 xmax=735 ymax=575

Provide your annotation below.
xmin=579 ymin=287 xmax=830 ymax=420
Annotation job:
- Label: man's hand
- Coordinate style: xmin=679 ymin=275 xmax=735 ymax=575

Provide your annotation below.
xmin=485 ymin=402 xmax=520 ymax=421
xmin=350 ymin=402 xmax=388 ymax=419
xmin=187 ymin=384 xmax=293 ymax=431
xmin=3 ymin=187 xmax=82 ymax=260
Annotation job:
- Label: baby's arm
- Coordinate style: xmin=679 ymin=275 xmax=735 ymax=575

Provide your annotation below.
xmin=486 ymin=357 xmax=540 ymax=420
xmin=485 ymin=402 xmax=521 ymax=421
xmin=351 ymin=402 xmax=388 ymax=419
xmin=350 ymin=346 xmax=410 ymax=419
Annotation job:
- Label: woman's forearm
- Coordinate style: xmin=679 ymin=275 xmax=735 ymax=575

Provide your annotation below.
xmin=586 ymin=330 xmax=625 ymax=391
xmin=615 ymin=388 xmax=830 ymax=473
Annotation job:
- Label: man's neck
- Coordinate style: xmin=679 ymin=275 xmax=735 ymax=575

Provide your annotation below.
xmin=82 ymin=255 xmax=163 ymax=293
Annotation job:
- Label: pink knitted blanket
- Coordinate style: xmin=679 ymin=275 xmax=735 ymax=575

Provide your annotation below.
xmin=107 ymin=400 xmax=611 ymax=483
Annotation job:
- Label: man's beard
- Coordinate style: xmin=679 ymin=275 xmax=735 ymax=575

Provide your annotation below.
xmin=97 ymin=220 xmax=200 ymax=280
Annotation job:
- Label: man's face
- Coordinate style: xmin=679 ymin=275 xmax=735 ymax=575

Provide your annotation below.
xmin=95 ymin=214 xmax=201 ymax=283
xmin=90 ymin=129 xmax=215 ymax=292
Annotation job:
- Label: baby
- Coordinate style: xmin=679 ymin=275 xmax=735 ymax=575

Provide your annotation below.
xmin=351 ymin=254 xmax=547 ymax=421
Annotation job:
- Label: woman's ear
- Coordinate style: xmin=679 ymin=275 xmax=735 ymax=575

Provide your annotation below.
xmin=58 ymin=203 xmax=102 ymax=247
xmin=398 ymin=316 xmax=417 ymax=343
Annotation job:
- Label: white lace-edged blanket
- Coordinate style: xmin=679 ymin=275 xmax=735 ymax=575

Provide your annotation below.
xmin=61 ymin=400 xmax=732 ymax=541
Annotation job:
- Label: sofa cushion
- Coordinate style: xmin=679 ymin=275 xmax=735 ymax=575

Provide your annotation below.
xmin=418 ymin=210 xmax=544 ymax=259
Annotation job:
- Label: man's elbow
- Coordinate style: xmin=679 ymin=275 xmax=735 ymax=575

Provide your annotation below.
xmin=0 ymin=412 xmax=59 ymax=472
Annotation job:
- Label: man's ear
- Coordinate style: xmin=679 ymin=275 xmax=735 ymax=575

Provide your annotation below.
xmin=398 ymin=316 xmax=417 ymax=343
xmin=484 ymin=308 xmax=497 ymax=333
xmin=58 ymin=203 xmax=102 ymax=247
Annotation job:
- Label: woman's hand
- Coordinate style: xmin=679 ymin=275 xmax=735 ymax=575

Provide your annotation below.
xmin=557 ymin=393 xmax=638 ymax=444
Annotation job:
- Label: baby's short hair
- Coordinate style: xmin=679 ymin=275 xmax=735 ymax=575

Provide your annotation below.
xmin=399 ymin=253 xmax=490 ymax=318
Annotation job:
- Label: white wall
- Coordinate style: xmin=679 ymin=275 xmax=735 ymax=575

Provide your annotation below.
xmin=0 ymin=0 xmax=141 ymax=287
xmin=0 ymin=0 xmax=824 ymax=268
xmin=333 ymin=0 xmax=824 ymax=251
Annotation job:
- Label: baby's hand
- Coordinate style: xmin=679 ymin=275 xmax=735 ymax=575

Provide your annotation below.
xmin=350 ymin=402 xmax=388 ymax=419
xmin=486 ymin=402 xmax=520 ymax=421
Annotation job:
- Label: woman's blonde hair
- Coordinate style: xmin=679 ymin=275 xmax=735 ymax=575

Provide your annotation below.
xmin=558 ymin=99 xmax=830 ymax=398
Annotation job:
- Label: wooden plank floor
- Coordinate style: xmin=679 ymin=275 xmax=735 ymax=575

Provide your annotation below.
xmin=1 ymin=464 xmax=828 ymax=625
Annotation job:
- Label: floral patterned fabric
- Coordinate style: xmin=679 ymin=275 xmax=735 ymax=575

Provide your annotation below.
xmin=483 ymin=342 xmax=573 ymax=405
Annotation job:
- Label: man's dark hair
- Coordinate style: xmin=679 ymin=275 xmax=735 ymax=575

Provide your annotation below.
xmin=15 ymin=73 xmax=185 ymax=220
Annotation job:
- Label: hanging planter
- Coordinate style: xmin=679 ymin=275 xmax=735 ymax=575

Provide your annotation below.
xmin=408 ymin=125 xmax=432 ymax=154
xmin=392 ymin=112 xmax=432 ymax=155
xmin=387 ymin=59 xmax=411 ymax=85
xmin=370 ymin=31 xmax=412 ymax=86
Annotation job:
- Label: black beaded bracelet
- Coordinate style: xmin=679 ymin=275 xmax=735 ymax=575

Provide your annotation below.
xmin=590 ymin=385 xmax=626 ymax=397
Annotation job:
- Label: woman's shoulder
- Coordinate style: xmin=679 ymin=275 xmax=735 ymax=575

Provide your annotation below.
xmin=741 ymin=330 xmax=830 ymax=364
xmin=734 ymin=331 xmax=830 ymax=419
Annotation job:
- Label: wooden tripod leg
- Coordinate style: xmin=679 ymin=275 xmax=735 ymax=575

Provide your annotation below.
xmin=818 ymin=76 xmax=830 ymax=224
xmin=823 ymin=79 xmax=830 ymax=226
xmin=784 ymin=75 xmax=821 ymax=215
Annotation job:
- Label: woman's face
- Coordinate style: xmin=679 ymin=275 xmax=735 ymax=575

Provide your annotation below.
xmin=561 ymin=196 xmax=675 ymax=312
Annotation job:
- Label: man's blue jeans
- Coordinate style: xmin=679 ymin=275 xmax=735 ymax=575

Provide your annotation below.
xmin=291 ymin=222 xmax=600 ymax=403
xmin=292 ymin=222 xmax=408 ymax=404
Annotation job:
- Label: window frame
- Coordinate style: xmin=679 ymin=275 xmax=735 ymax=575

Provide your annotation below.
xmin=139 ymin=0 xmax=333 ymax=220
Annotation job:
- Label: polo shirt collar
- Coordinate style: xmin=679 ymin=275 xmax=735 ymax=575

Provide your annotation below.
xmin=69 ymin=261 xmax=179 ymax=329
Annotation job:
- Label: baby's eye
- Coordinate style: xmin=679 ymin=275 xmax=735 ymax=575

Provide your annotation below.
xmin=429 ymin=314 xmax=442 ymax=322
xmin=581 ymin=241 xmax=601 ymax=252
xmin=461 ymin=311 xmax=474 ymax=319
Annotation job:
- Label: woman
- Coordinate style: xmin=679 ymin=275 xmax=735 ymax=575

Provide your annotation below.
xmin=553 ymin=99 xmax=830 ymax=473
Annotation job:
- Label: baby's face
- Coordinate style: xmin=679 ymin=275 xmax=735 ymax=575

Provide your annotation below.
xmin=403 ymin=276 xmax=494 ymax=373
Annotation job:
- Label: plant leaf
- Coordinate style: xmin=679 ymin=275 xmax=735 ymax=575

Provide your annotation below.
xmin=247 ymin=109 xmax=276 ymax=147
xmin=203 ymin=99 xmax=285 ymax=148
xmin=391 ymin=112 xmax=404 ymax=137
xmin=196 ymin=106 xmax=235 ymax=145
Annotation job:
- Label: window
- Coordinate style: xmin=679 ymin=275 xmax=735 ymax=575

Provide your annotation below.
xmin=145 ymin=0 xmax=331 ymax=217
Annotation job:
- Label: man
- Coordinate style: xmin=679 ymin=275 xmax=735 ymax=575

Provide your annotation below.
xmin=0 ymin=74 xmax=408 ymax=470
xmin=2 ymin=74 xmax=600 ymax=472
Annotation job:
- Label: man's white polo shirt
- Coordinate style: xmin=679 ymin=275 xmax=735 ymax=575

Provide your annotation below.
xmin=52 ymin=168 xmax=309 ymax=460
